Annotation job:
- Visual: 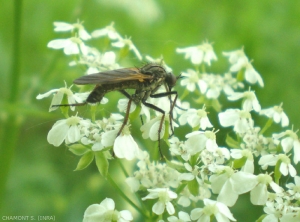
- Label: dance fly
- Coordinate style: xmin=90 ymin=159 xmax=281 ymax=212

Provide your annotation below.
xmin=54 ymin=64 xmax=181 ymax=157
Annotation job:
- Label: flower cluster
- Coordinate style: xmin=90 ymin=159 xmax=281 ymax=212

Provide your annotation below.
xmin=37 ymin=21 xmax=300 ymax=222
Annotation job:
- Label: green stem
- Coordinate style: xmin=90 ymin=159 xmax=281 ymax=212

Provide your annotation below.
xmin=0 ymin=0 xmax=23 ymax=210
xmin=106 ymin=174 xmax=148 ymax=218
xmin=260 ymin=118 xmax=273 ymax=135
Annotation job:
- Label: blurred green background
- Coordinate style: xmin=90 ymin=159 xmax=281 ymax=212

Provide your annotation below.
xmin=1 ymin=0 xmax=300 ymax=221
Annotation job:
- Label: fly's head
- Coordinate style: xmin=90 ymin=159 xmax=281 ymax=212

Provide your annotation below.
xmin=165 ymin=72 xmax=182 ymax=91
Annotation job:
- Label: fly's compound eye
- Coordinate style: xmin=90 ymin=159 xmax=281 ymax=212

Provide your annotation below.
xmin=166 ymin=73 xmax=177 ymax=89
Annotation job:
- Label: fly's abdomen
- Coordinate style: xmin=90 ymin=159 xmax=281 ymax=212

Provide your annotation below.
xmin=86 ymin=86 xmax=106 ymax=104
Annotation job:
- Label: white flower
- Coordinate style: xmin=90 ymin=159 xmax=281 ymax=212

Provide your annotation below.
xmin=113 ymin=125 xmax=139 ymax=160
xmin=210 ymin=167 xmax=258 ymax=206
xmin=178 ymin=106 xmax=213 ymax=130
xmin=191 ymin=199 xmax=236 ymax=222
xmin=223 ymin=48 xmax=248 ymax=72
xmin=53 ymin=21 xmax=91 ymax=40
xmin=198 ymin=73 xmax=223 ymax=99
xmin=244 ymin=62 xmax=264 ymax=87
xmin=185 ymin=130 xmax=218 ymax=155
xmin=47 ymin=115 xmax=88 ymax=146
xmin=180 ymin=69 xmax=199 ymax=92
xmin=142 ymin=188 xmax=177 ymax=215
xmin=111 ymin=37 xmax=142 ymax=60
xmin=273 ymin=130 xmax=300 ymax=164
xmin=91 ymin=22 xmax=122 ymax=40
xmin=223 ymin=48 xmax=263 ymax=87
xmin=167 ymin=211 xmax=191 ymax=222
xmin=262 ymin=201 xmax=283 ymax=222
xmin=230 ymin=149 xmax=254 ymax=173
xmin=286 ymin=176 xmax=300 ymax=198
xmin=36 ymin=82 xmax=83 ymax=112
xmin=83 ymin=198 xmax=133 ymax=222
xmin=77 ymin=50 xmax=119 ymax=74
xmin=179 ymin=163 xmax=200 ymax=182
xmin=47 ymin=36 xmax=88 ymax=55
xmin=250 ymin=174 xmax=282 ymax=205
xmin=227 ymin=90 xmax=261 ymax=112
xmin=140 ymin=115 xmax=168 ymax=141
xmin=260 ymin=103 xmax=289 ymax=127
xmin=169 ymin=137 xmax=190 ymax=161
xmin=176 ymin=42 xmax=217 ymax=66
xmin=258 ymin=154 xmax=296 ymax=177
xmin=218 ymin=109 xmax=253 ymax=134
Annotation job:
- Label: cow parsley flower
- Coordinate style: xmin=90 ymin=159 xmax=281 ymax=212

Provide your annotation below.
xmin=111 ymin=36 xmax=142 ymax=60
xmin=167 ymin=211 xmax=191 ymax=222
xmin=223 ymin=48 xmax=263 ymax=87
xmin=47 ymin=36 xmax=88 ymax=55
xmin=53 ymin=21 xmax=91 ymax=40
xmin=83 ymin=198 xmax=133 ymax=222
xmin=227 ymin=90 xmax=261 ymax=112
xmin=273 ymin=129 xmax=300 ymax=164
xmin=184 ymin=130 xmax=218 ymax=155
xmin=258 ymin=154 xmax=296 ymax=177
xmin=250 ymin=174 xmax=282 ymax=205
xmin=178 ymin=106 xmax=213 ymax=130
xmin=260 ymin=103 xmax=289 ymax=127
xmin=47 ymin=115 xmax=90 ymax=147
xmin=36 ymin=82 xmax=83 ymax=112
xmin=142 ymin=188 xmax=177 ymax=215
xmin=231 ymin=149 xmax=254 ymax=173
xmin=91 ymin=22 xmax=122 ymax=40
xmin=113 ymin=125 xmax=140 ymax=160
xmin=191 ymin=199 xmax=236 ymax=222
xmin=140 ymin=115 xmax=171 ymax=141
xmin=218 ymin=109 xmax=253 ymax=134
xmin=176 ymin=42 xmax=217 ymax=66
xmin=210 ymin=166 xmax=258 ymax=206
xmin=180 ymin=69 xmax=199 ymax=92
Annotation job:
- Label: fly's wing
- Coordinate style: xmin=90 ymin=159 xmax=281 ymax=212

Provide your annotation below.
xmin=73 ymin=67 xmax=154 ymax=85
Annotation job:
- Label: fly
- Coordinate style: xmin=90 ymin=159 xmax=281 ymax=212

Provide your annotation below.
xmin=54 ymin=64 xmax=181 ymax=158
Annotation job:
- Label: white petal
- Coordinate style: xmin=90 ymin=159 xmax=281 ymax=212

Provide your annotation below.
xmin=250 ymin=183 xmax=267 ymax=205
xmin=47 ymin=120 xmax=69 ymax=146
xmin=100 ymin=198 xmax=115 ymax=210
xmin=152 ymin=201 xmax=164 ymax=215
xmin=47 ymin=39 xmax=68 ymax=49
xmin=231 ymin=172 xmax=258 ymax=194
xmin=36 ymin=89 xmax=58 ymax=99
xmin=114 ymin=135 xmax=138 ymax=160
xmin=119 ymin=210 xmax=133 ymax=220
xmin=101 ymin=130 xmax=118 ymax=147
xmin=217 ymin=180 xmax=238 ymax=207
xmin=166 ymin=202 xmax=175 ymax=215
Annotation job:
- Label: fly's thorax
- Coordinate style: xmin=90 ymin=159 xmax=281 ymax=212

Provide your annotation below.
xmin=140 ymin=64 xmax=167 ymax=78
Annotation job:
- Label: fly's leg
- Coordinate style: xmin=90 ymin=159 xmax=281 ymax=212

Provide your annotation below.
xmin=141 ymin=100 xmax=165 ymax=159
xmin=117 ymin=90 xmax=133 ymax=136
xmin=150 ymin=91 xmax=178 ymax=136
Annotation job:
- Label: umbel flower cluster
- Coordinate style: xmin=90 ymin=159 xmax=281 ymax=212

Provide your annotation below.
xmin=37 ymin=21 xmax=300 ymax=222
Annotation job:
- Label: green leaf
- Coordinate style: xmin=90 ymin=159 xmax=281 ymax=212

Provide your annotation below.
xmin=232 ymin=157 xmax=247 ymax=169
xmin=68 ymin=143 xmax=90 ymax=156
xmin=256 ymin=214 xmax=267 ymax=222
xmin=274 ymin=160 xmax=282 ymax=184
xmin=165 ymin=158 xmax=185 ymax=172
xmin=95 ymin=151 xmax=109 ymax=177
xmin=211 ymin=99 xmax=222 ymax=112
xmin=74 ymin=151 xmax=94 ymax=171
xmin=236 ymin=69 xmax=245 ymax=82
xmin=225 ymin=134 xmax=240 ymax=148
xmin=187 ymin=178 xmax=199 ymax=196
